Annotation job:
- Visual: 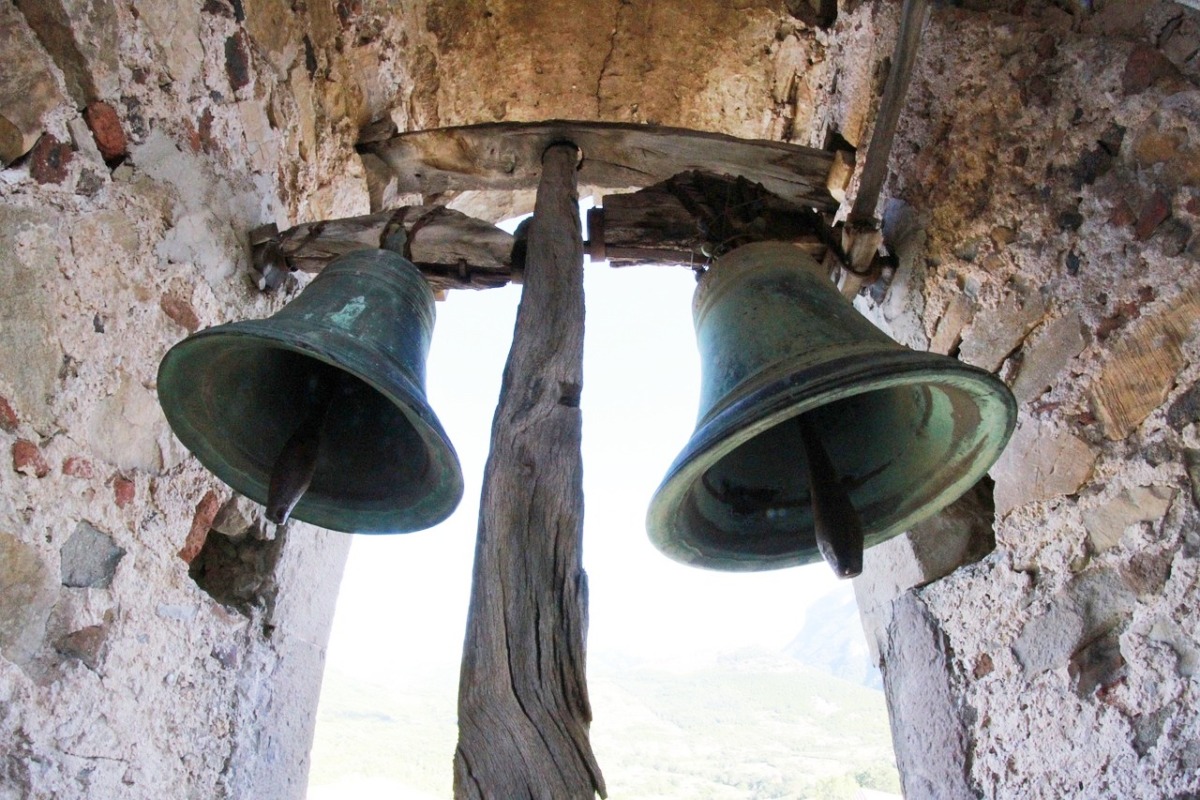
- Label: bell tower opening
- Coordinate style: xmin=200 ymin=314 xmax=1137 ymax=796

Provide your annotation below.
xmin=307 ymin=208 xmax=902 ymax=798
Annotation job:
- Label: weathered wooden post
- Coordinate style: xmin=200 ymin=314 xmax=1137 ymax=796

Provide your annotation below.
xmin=453 ymin=142 xmax=606 ymax=799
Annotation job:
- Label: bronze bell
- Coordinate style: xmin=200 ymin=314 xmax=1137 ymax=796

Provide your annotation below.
xmin=646 ymin=242 xmax=1016 ymax=578
xmin=157 ymin=248 xmax=464 ymax=533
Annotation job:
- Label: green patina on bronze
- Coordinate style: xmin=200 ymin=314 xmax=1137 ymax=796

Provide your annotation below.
xmin=157 ymin=249 xmax=463 ymax=534
xmin=647 ymin=241 xmax=1017 ymax=572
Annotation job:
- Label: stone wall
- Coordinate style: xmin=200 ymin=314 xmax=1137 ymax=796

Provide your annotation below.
xmin=2 ymin=0 xmax=1198 ymax=798
xmin=850 ymin=2 xmax=1200 ymax=798
xmin=0 ymin=1 xmax=379 ymax=796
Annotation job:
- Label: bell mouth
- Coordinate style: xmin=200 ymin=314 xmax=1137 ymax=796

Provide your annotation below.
xmin=646 ymin=350 xmax=1016 ymax=571
xmin=158 ymin=325 xmax=464 ymax=535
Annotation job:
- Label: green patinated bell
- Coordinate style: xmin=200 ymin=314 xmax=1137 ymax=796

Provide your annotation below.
xmin=157 ymin=249 xmax=464 ymax=534
xmin=646 ymin=241 xmax=1017 ymax=576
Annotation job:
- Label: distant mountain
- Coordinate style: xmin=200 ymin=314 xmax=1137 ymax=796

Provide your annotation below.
xmin=783 ymin=585 xmax=883 ymax=690
xmin=309 ymin=651 xmax=900 ymax=800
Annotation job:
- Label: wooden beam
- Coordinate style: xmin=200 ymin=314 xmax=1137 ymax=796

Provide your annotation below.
xmin=249 ymin=173 xmax=872 ymax=290
xmin=848 ymin=0 xmax=930 ymax=226
xmin=454 ymin=143 xmax=606 ymax=800
xmin=598 ymin=171 xmax=833 ymax=267
xmin=358 ymin=120 xmax=840 ymax=212
xmin=254 ymin=207 xmax=516 ymax=293
xmin=838 ymin=0 xmax=929 ymax=297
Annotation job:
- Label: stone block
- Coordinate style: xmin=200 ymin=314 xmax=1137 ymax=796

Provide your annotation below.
xmin=54 ymin=624 xmax=109 ymax=670
xmin=134 ymin=1 xmax=203 ymax=90
xmin=990 ymin=418 xmax=1098 ymax=516
xmin=0 ymin=2 xmax=64 ymax=165
xmin=882 ymin=592 xmax=976 ymax=799
xmin=855 ymin=481 xmax=997 ymax=661
xmin=13 ymin=0 xmax=119 ymax=105
xmin=1135 ymin=191 xmax=1171 ymax=242
xmin=0 ymin=531 xmax=57 ymax=670
xmin=929 ymin=295 xmax=974 ymax=356
xmin=960 ymin=279 xmax=1047 ymax=372
xmin=362 ymin=152 xmax=401 ymax=213
xmin=0 ymin=396 xmax=17 ymax=432
xmin=225 ymin=31 xmax=252 ymax=92
xmin=1186 ymin=449 xmax=1200 ymax=510
xmin=1148 ymin=619 xmax=1200 ymax=677
xmin=0 ymin=208 xmax=64 ymax=432
xmin=242 ymin=0 xmax=301 ymax=74
xmin=1091 ymin=282 xmax=1200 ymax=440
xmin=211 ymin=495 xmax=265 ymax=539
xmin=1011 ymin=311 xmax=1087 ymax=403
xmin=1013 ymin=568 xmax=1135 ymax=676
xmin=160 ymin=292 xmax=201 ymax=332
xmin=1082 ymin=485 xmax=1175 ymax=553
xmin=1122 ymin=43 xmax=1184 ymax=96
xmin=87 ymin=371 xmax=168 ymax=472
xmin=1167 ymin=381 xmax=1200 ymax=431
xmin=67 ymin=116 xmax=104 ymax=165
xmin=60 ymin=521 xmax=125 ymax=589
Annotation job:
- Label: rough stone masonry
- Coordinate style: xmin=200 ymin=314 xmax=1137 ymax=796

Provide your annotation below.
xmin=0 ymin=1 xmax=1198 ymax=799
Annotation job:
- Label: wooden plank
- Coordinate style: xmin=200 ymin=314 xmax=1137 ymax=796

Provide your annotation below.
xmin=358 ymin=120 xmax=839 ymax=211
xmin=454 ymin=143 xmax=606 ymax=800
xmin=251 ymin=172 xmax=850 ymax=289
xmin=269 ymin=207 xmax=516 ymax=293
xmin=598 ymin=171 xmax=831 ymax=266
xmin=848 ymin=0 xmax=930 ymax=226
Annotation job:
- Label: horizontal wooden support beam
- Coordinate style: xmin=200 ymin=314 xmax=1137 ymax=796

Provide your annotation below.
xmin=358 ymin=120 xmax=840 ymax=212
xmin=252 ymin=206 xmax=516 ymax=293
xmin=250 ymin=172 xmax=885 ymax=293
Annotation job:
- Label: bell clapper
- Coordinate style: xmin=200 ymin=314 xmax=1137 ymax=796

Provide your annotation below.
xmin=797 ymin=414 xmax=865 ymax=579
xmin=265 ymin=368 xmax=348 ymax=525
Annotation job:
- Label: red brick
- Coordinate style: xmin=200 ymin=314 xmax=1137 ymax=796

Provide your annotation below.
xmin=62 ymin=456 xmax=95 ymax=478
xmin=160 ymin=293 xmax=201 ymax=332
xmin=13 ymin=440 xmax=50 ymax=478
xmin=0 ymin=396 xmax=17 ymax=433
xmin=179 ymin=490 xmax=221 ymax=563
xmin=1108 ymin=198 xmax=1136 ymax=229
xmin=29 ymin=134 xmax=73 ymax=185
xmin=113 ymin=475 xmax=135 ymax=508
xmin=225 ymin=31 xmax=251 ymax=92
xmin=83 ymin=101 xmax=127 ymax=162
xmin=1122 ymin=45 xmax=1181 ymax=96
xmin=1135 ymin=191 xmax=1171 ymax=241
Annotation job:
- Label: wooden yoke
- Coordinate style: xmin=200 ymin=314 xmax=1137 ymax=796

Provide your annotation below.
xmin=454 ymin=142 xmax=606 ymax=799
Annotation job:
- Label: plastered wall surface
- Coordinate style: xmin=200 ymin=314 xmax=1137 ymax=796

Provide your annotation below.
xmin=850 ymin=3 xmax=1200 ymax=798
xmin=0 ymin=1 xmax=1197 ymax=798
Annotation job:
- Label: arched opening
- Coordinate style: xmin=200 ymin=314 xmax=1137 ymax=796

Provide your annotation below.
xmin=307 ymin=210 xmax=900 ymax=798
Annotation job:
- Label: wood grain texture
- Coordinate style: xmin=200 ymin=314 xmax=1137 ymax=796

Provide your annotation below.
xmin=272 ymin=206 xmax=515 ymax=292
xmin=255 ymin=172 xmax=843 ymax=289
xmin=359 ymin=119 xmax=839 ymax=211
xmin=454 ymin=143 xmax=606 ymax=800
xmin=849 ymin=0 xmax=930 ymax=225
xmin=599 ymin=171 xmax=832 ymax=267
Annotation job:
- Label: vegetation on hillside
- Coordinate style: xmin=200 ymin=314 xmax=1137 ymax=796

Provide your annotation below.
xmin=309 ymin=656 xmax=899 ymax=799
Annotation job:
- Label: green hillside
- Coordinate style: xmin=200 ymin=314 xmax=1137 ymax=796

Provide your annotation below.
xmin=308 ymin=657 xmax=898 ymax=800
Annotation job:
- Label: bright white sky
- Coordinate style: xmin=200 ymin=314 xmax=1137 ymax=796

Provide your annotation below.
xmin=323 ymin=206 xmax=845 ymax=686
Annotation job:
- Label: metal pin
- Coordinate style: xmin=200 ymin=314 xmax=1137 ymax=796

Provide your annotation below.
xmin=798 ymin=414 xmax=865 ymax=579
